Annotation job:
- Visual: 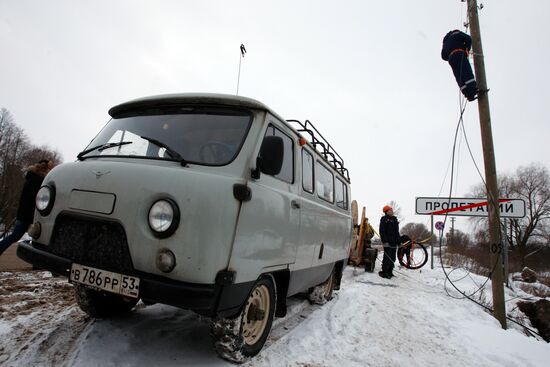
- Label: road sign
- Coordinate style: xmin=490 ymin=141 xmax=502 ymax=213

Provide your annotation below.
xmin=415 ymin=197 xmax=526 ymax=218
xmin=435 ymin=221 xmax=445 ymax=231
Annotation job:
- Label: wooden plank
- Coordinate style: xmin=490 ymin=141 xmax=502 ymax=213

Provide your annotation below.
xmin=351 ymin=200 xmax=358 ymax=227
xmin=349 ymin=200 xmax=359 ymax=260
xmin=356 ymin=207 xmax=366 ymax=261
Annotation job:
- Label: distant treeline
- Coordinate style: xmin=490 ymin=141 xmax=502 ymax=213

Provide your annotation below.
xmin=0 ymin=107 xmax=62 ymax=232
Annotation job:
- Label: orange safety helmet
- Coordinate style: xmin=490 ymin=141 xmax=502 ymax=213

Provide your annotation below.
xmin=383 ymin=205 xmax=392 ymax=213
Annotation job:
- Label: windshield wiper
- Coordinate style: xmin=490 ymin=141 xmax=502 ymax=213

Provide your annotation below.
xmin=77 ymin=141 xmax=133 ymax=160
xmin=140 ymin=135 xmax=188 ymax=166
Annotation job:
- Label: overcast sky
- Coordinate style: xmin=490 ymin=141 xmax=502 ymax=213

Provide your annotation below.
xmin=1 ymin=0 xmax=549 ymax=232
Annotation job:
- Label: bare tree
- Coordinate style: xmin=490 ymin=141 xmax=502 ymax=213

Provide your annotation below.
xmin=0 ymin=108 xmax=62 ymax=234
xmin=0 ymin=108 xmax=14 ymax=148
xmin=470 ymin=163 xmax=550 ymax=266
xmin=401 ymin=222 xmax=431 ymax=241
xmin=388 ymin=200 xmax=404 ymax=222
xmin=446 ymin=229 xmax=472 ymax=252
xmin=23 ymin=145 xmax=63 ymax=167
xmin=0 ymin=109 xmax=29 ymax=230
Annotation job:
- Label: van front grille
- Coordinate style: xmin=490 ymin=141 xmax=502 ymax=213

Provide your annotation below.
xmin=48 ymin=213 xmax=134 ymax=274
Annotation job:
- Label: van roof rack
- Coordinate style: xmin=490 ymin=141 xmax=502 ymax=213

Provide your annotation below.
xmin=286 ymin=119 xmax=350 ymax=183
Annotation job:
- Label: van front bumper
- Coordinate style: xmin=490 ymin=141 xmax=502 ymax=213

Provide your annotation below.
xmin=17 ymin=241 xmax=252 ymax=318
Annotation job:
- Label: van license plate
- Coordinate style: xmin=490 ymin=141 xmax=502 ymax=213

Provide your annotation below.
xmin=70 ymin=263 xmax=140 ymax=299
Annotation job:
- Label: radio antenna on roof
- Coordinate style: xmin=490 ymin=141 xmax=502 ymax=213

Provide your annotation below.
xmin=236 ymin=44 xmax=246 ymax=95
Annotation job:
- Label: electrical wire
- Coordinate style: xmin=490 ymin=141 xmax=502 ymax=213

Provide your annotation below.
xmin=369 ymin=248 xmax=443 ymax=295
xmin=364 ymin=221 xmax=542 ymax=337
xmin=438 ymin=101 xmax=495 ymax=300
xmin=362 ymin=18 xmax=542 ymax=338
xmin=505 ymin=295 xmax=538 ymax=303
xmin=368 ymin=240 xmax=543 ymax=338
xmin=436 ymin=98 xmax=543 ymax=339
xmin=454 ymin=113 xmax=463 ymax=196
xmin=460 ymin=113 xmax=487 ymax=187
xmin=409 ymin=5 xmax=542 ymax=338
xmin=437 ymin=153 xmax=454 ymax=198
xmin=439 ymin=41 xmax=493 ymax=300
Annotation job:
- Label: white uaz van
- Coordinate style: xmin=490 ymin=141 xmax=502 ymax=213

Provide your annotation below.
xmin=18 ymin=93 xmax=352 ymax=362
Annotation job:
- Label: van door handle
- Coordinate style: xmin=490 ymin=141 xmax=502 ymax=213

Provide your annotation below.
xmin=291 ymin=200 xmax=301 ymax=209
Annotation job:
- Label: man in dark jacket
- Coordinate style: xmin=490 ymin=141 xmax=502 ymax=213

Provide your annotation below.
xmin=441 ymin=29 xmax=478 ymax=101
xmin=379 ymin=205 xmax=400 ymax=278
xmin=0 ymin=160 xmax=53 ymax=256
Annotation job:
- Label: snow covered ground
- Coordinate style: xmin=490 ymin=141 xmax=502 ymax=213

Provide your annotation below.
xmin=1 ymin=261 xmax=549 ymax=366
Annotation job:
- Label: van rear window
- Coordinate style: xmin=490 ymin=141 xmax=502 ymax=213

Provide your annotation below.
xmin=335 ymin=178 xmax=348 ymax=209
xmin=80 ymin=111 xmax=252 ymax=166
xmin=302 ymin=149 xmax=314 ymax=193
xmin=316 ymin=161 xmax=334 ymax=203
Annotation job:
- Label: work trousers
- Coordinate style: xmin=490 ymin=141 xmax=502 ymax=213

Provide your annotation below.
xmin=0 ymin=220 xmax=29 ymax=256
xmin=448 ymin=50 xmax=478 ymax=100
xmin=382 ymin=243 xmax=398 ymax=276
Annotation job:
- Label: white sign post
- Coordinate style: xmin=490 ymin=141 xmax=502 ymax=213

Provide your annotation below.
xmin=415 ymin=197 xmax=526 ymax=218
xmin=416 ymin=196 xmax=526 ymax=273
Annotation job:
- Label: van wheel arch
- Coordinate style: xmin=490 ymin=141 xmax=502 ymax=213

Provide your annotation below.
xmin=269 ymin=270 xmax=290 ymax=318
xmin=211 ymin=275 xmax=277 ymax=363
xmin=333 ymin=260 xmax=345 ymax=290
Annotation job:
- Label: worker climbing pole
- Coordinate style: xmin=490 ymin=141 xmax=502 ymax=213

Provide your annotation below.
xmin=439 ymin=0 xmax=507 ymax=329
xmin=441 ymin=30 xmax=478 ymax=101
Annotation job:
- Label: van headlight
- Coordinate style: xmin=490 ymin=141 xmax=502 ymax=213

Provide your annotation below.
xmin=36 ymin=185 xmax=55 ymax=216
xmin=148 ymin=199 xmax=179 ymax=238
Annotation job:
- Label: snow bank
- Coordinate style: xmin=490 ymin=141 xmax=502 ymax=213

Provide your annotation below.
xmin=252 ymin=267 xmax=550 ymax=367
xmin=1 ymin=265 xmax=549 ymax=366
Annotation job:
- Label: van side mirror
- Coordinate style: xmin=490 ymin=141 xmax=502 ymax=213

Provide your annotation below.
xmin=252 ymin=136 xmax=284 ymax=179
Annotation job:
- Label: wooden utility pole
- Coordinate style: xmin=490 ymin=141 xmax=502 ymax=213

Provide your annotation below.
xmin=356 ymin=207 xmax=367 ymax=261
xmin=450 ymin=217 xmax=456 ymax=236
xmin=430 ymin=215 xmax=434 ymax=269
xmin=467 ymin=0 xmax=507 ymax=329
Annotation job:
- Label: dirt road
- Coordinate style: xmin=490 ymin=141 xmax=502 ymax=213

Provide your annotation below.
xmin=1 ymin=266 xmax=549 ymax=367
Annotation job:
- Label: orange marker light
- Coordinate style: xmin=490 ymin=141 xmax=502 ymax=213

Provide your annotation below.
xmin=299 ymin=137 xmax=307 ymax=146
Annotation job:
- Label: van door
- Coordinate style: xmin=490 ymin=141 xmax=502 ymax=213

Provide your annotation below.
xmin=229 ymin=121 xmax=300 ymax=283
xmin=292 ymin=148 xmax=317 ymax=271
xmin=312 ymin=175 xmax=351 ymax=267
xmin=288 ymin=152 xmax=340 ymax=295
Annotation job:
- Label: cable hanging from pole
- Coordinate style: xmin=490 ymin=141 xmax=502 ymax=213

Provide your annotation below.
xmin=436 ymin=104 xmax=542 ymax=338
xmin=236 ymin=44 xmax=246 ymax=95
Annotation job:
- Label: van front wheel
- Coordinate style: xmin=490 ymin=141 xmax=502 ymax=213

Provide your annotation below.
xmin=74 ymin=285 xmax=138 ymax=318
xmin=211 ymin=277 xmax=276 ymax=363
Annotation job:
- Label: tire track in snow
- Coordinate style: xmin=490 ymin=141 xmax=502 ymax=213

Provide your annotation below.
xmin=0 ymin=271 xmax=92 ymax=366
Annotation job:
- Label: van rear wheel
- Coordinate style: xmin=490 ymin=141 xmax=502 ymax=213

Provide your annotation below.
xmin=211 ymin=276 xmax=276 ymax=363
xmin=308 ymin=271 xmax=335 ymax=305
xmin=74 ymin=284 xmax=138 ymax=318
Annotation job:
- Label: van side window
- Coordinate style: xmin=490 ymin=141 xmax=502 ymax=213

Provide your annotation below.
xmin=344 ymin=183 xmax=349 ymax=209
xmin=264 ymin=124 xmax=294 ymax=183
xmin=335 ymin=178 xmax=349 ymax=209
xmin=315 ymin=161 xmax=334 ymax=203
xmin=302 ymin=149 xmax=314 ymax=193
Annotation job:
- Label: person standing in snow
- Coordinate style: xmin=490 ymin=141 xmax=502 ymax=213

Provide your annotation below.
xmin=0 ymin=160 xmax=54 ymax=256
xmin=379 ymin=205 xmax=400 ymax=279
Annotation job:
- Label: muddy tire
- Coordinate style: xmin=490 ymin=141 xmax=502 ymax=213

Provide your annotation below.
xmin=308 ymin=271 xmax=335 ymax=305
xmin=211 ymin=276 xmax=276 ymax=363
xmin=74 ymin=285 xmax=138 ymax=318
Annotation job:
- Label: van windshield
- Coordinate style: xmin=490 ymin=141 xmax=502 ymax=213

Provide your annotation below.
xmin=80 ymin=110 xmax=252 ymax=166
